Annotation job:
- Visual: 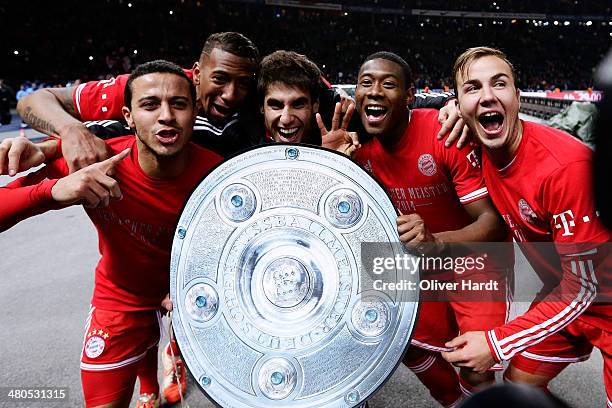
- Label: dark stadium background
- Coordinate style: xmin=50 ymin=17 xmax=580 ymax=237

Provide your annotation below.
xmin=1 ymin=0 xmax=611 ymax=92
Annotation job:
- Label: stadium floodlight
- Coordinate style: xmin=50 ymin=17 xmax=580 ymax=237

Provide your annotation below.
xmin=564 ymin=21 xmax=570 ymax=26
xmin=554 ymin=20 xmax=559 ymax=25
xmin=586 ymin=21 xmax=593 ymax=26
xmin=13 ymin=50 xmax=18 ymax=55
xmin=128 ymin=2 xmax=132 ymax=7
xmin=133 ymin=49 xmax=138 ymax=55
xmin=88 ymin=56 xmax=93 ymax=61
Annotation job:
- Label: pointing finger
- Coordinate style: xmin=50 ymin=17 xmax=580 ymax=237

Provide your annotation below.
xmin=99 ymin=148 xmax=130 ymax=174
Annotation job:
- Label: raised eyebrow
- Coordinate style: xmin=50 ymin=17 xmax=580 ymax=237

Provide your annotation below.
xmin=491 ymin=73 xmax=510 ymax=81
xmin=210 ymin=69 xmax=230 ymax=76
xmin=293 ymin=97 xmax=309 ymax=105
xmin=461 ymin=79 xmax=481 ymax=88
xmin=137 ymin=96 xmax=161 ymax=103
xmin=169 ymin=96 xmax=190 ymax=102
xmin=382 ymin=75 xmax=400 ymax=82
xmin=265 ymin=97 xmax=284 ymax=106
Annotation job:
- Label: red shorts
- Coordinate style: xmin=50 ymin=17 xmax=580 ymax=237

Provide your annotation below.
xmin=411 ymin=268 xmax=510 ymax=370
xmin=80 ymin=307 xmax=163 ymax=406
xmin=510 ymin=317 xmax=611 ymax=401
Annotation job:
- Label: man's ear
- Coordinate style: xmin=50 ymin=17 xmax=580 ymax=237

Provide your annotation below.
xmin=192 ymin=61 xmax=200 ymax=86
xmin=122 ymin=106 xmax=135 ymax=129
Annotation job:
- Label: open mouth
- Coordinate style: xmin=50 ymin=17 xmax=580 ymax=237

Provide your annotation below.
xmin=364 ymin=105 xmax=388 ymax=124
xmin=211 ymin=103 xmax=232 ymax=118
xmin=156 ymin=129 xmax=180 ymax=145
xmin=478 ymin=111 xmax=504 ymax=135
xmin=276 ymin=127 xmax=300 ymax=142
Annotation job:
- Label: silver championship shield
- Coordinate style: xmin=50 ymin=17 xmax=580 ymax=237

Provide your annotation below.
xmin=170 ymin=144 xmax=419 ymax=407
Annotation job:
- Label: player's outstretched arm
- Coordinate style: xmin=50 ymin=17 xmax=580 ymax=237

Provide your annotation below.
xmin=17 ymin=86 xmax=109 ymax=173
xmin=318 ymin=102 xmax=360 ymax=156
xmin=0 ymin=136 xmax=60 ymax=176
xmin=435 ymin=197 xmax=507 ymax=244
xmin=0 ymin=148 xmax=129 ymax=232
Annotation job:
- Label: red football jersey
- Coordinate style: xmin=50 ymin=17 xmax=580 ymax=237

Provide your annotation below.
xmin=73 ymin=70 xmax=194 ymax=121
xmin=354 ymin=109 xmax=488 ymax=233
xmin=482 ymin=121 xmax=611 ymax=361
xmin=5 ymin=136 xmax=221 ymax=311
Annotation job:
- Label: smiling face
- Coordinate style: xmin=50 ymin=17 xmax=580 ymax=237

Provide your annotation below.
xmin=262 ymin=82 xmax=318 ymax=143
xmin=456 ymin=55 xmax=521 ymax=155
xmin=193 ymin=47 xmax=256 ymax=123
xmin=122 ymin=72 xmax=195 ymax=158
xmin=355 ymin=58 xmax=412 ymax=145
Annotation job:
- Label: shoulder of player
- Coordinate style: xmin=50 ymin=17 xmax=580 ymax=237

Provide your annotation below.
xmin=410 ymin=109 xmax=470 ymax=160
xmin=524 ymin=121 xmax=592 ymax=168
xmin=189 ymin=142 xmax=224 ymax=167
xmin=104 ymin=135 xmax=137 ymax=153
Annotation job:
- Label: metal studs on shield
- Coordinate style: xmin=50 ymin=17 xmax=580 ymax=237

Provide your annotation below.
xmin=220 ymin=183 xmax=257 ymax=222
xmin=257 ymin=357 xmax=298 ymax=400
xmin=351 ymin=297 xmax=391 ymax=338
xmin=185 ymin=283 xmax=219 ymax=323
xmin=324 ymin=188 xmax=364 ymax=228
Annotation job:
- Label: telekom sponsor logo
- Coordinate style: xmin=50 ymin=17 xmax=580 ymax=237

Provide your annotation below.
xmin=552 ymin=210 xmax=576 ymax=236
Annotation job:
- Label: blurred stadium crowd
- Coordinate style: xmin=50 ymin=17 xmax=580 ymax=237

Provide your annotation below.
xmin=1 ymin=0 xmax=611 ymax=98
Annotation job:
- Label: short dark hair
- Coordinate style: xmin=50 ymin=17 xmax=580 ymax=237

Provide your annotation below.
xmin=257 ymin=50 xmax=322 ymax=102
xmin=200 ymin=32 xmax=259 ymax=63
xmin=124 ymin=60 xmax=196 ymax=109
xmin=362 ymin=51 xmax=413 ymax=89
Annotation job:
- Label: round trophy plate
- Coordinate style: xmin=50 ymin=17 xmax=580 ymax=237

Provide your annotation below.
xmin=170 ymin=144 xmax=419 ymax=407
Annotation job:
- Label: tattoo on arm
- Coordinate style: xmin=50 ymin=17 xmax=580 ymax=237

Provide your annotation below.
xmin=22 ymin=106 xmax=57 ymax=135
xmin=56 ymin=87 xmax=78 ymax=117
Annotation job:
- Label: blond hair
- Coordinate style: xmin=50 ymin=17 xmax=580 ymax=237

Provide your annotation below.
xmin=452 ymin=47 xmax=517 ymax=94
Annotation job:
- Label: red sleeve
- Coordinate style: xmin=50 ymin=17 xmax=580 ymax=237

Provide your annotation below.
xmin=542 ymin=161 xmax=611 ymax=252
xmin=0 ymin=167 xmax=62 ymax=232
xmin=438 ymin=140 xmax=488 ymax=205
xmin=485 ymin=161 xmax=611 ymax=362
xmin=72 ymin=75 xmax=130 ymax=120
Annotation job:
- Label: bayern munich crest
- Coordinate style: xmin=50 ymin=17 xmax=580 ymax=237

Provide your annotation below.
xmin=170 ymin=144 xmax=419 ymax=408
xmin=518 ymin=198 xmax=540 ymax=225
xmin=417 ymin=154 xmax=437 ymax=176
xmin=85 ymin=335 xmax=106 ymax=359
